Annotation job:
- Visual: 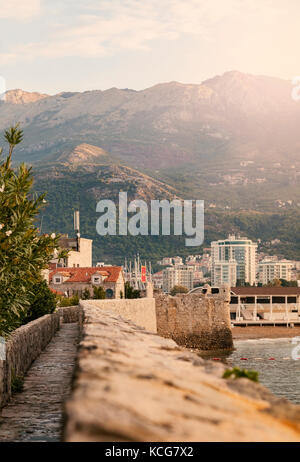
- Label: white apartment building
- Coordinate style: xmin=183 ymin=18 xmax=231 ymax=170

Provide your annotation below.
xmin=152 ymin=271 xmax=163 ymax=289
xmin=162 ymin=266 xmax=194 ymax=293
xmin=173 ymin=256 xmax=183 ymax=266
xmin=160 ymin=257 xmax=173 ymax=266
xmin=212 ymin=260 xmax=237 ymax=287
xmin=211 ymin=235 xmax=257 ymax=287
xmin=258 ymin=260 xmax=293 ymax=285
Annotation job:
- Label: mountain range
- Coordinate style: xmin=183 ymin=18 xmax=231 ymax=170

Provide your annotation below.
xmin=1 ymin=71 xmax=299 ymax=262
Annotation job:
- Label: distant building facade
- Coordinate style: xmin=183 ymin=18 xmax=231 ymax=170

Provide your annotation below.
xmin=51 ymin=235 xmax=93 ymax=268
xmin=49 ymin=266 xmax=124 ymax=299
xmin=152 ymin=271 xmax=163 ymax=289
xmin=211 ymin=235 xmax=257 ymax=287
xmin=258 ymin=260 xmax=293 ymax=285
xmin=212 ymin=260 xmax=237 ymax=287
xmin=162 ymin=266 xmax=194 ymax=293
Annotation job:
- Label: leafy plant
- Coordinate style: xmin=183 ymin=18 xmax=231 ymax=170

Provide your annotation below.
xmin=124 ymin=281 xmax=141 ymax=299
xmin=58 ymin=295 xmax=79 ymax=307
xmin=223 ymin=367 xmax=259 ymax=383
xmin=22 ymin=279 xmax=57 ymax=323
xmin=11 ymin=370 xmax=24 ymax=393
xmin=0 ymin=125 xmax=67 ymax=336
xmin=170 ymin=285 xmax=189 ymax=296
xmin=81 ymin=288 xmax=91 ymax=300
xmin=93 ymin=286 xmax=106 ymax=299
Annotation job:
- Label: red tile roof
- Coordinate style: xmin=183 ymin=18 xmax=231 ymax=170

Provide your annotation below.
xmin=231 ymin=287 xmax=300 ymax=296
xmin=49 ymin=266 xmax=123 ymax=284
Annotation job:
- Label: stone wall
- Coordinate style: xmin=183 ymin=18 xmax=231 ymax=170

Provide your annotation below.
xmin=56 ymin=306 xmax=80 ymax=323
xmin=155 ymin=292 xmax=233 ymax=350
xmin=79 ymin=298 xmax=157 ymax=333
xmin=0 ymin=313 xmax=60 ymax=408
xmin=63 ymin=306 xmax=300 ymax=442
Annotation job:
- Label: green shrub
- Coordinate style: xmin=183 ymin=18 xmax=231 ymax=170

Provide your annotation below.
xmin=93 ymin=286 xmax=106 ymax=299
xmin=22 ymin=279 xmax=56 ymax=323
xmin=170 ymin=285 xmax=189 ymax=296
xmin=11 ymin=370 xmax=24 ymax=393
xmin=223 ymin=367 xmax=259 ymax=383
xmin=59 ymin=295 xmax=79 ymax=307
xmin=124 ymin=282 xmax=141 ymax=299
xmin=81 ymin=288 xmax=91 ymax=300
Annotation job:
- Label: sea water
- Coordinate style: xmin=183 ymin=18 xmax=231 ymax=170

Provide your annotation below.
xmin=200 ymin=338 xmax=300 ymax=404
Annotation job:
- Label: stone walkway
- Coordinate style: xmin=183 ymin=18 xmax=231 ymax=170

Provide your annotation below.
xmin=0 ymin=323 xmax=79 ymax=442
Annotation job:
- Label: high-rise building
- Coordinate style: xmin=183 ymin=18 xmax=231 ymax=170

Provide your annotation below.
xmin=258 ymin=260 xmax=293 ymax=285
xmin=162 ymin=266 xmax=194 ymax=293
xmin=212 ymin=260 xmax=237 ymax=287
xmin=211 ymin=235 xmax=257 ymax=286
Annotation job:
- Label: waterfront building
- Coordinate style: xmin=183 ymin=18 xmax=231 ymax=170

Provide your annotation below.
xmin=230 ymin=286 xmax=300 ymax=324
xmin=211 ymin=235 xmax=257 ymax=286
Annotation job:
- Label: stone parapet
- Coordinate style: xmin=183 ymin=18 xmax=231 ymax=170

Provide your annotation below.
xmin=63 ymin=306 xmax=300 ymax=442
xmin=0 ymin=313 xmax=60 ymax=408
xmin=56 ymin=306 xmax=80 ymax=323
xmin=80 ymin=298 xmax=157 ymax=333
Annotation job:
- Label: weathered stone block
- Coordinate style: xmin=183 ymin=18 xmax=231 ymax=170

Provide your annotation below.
xmin=56 ymin=306 xmax=80 ymax=323
xmin=155 ymin=293 xmax=233 ymax=350
xmin=80 ymin=299 xmax=157 ymax=333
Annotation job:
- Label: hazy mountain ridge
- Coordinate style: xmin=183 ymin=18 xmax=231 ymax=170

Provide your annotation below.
xmin=3 ymin=89 xmax=49 ymax=105
xmin=1 ymin=71 xmax=299 ymax=167
xmin=1 ymin=71 xmax=300 ymax=212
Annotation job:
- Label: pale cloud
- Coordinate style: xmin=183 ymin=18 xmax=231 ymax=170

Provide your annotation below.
xmin=0 ymin=0 xmax=41 ymax=20
xmin=0 ymin=0 xmax=248 ymax=63
xmin=0 ymin=0 xmax=296 ymax=66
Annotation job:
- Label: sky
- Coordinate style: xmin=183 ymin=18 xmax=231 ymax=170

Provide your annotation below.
xmin=0 ymin=0 xmax=299 ymax=94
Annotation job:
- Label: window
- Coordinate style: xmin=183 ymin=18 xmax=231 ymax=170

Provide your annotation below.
xmin=106 ymin=289 xmax=114 ymax=299
xmin=92 ymin=275 xmax=102 ymax=284
xmin=54 ymin=276 xmax=62 ymax=284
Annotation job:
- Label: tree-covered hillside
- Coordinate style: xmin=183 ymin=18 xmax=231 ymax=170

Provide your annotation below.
xmin=32 ymin=163 xmax=300 ymax=265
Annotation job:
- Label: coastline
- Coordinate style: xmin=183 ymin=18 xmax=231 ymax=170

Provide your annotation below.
xmin=232 ymin=326 xmax=300 ymax=340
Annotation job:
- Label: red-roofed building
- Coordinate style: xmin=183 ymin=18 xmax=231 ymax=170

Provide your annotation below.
xmin=49 ymin=266 xmax=125 ymax=299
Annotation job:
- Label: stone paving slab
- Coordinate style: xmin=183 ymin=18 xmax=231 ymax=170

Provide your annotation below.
xmin=0 ymin=323 xmax=79 ymax=442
